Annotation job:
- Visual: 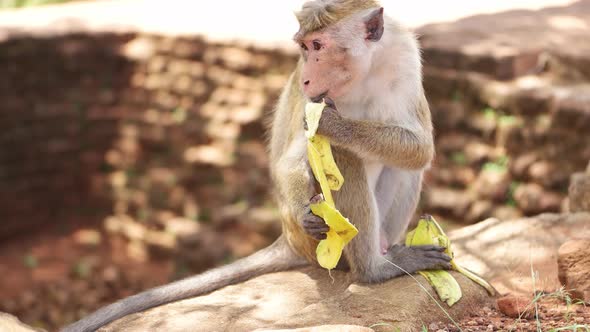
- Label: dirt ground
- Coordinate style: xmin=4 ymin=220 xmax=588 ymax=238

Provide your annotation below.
xmin=435 ymin=297 xmax=589 ymax=332
xmin=2 ymin=219 xmax=589 ymax=331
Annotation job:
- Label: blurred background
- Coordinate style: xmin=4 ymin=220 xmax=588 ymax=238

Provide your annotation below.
xmin=0 ymin=0 xmax=589 ymax=330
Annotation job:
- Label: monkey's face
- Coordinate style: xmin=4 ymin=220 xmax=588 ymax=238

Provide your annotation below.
xmin=298 ymin=30 xmax=368 ymax=101
xmin=296 ymin=7 xmax=384 ymax=102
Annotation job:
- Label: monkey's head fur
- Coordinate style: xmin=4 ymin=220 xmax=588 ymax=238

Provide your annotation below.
xmin=294 ymin=0 xmax=385 ymax=101
xmin=295 ymin=0 xmax=381 ymax=38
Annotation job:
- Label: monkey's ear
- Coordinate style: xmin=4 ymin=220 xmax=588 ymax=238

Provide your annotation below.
xmin=365 ymin=7 xmax=384 ymax=42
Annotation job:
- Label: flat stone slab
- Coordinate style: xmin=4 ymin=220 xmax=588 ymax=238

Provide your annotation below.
xmin=102 ymin=212 xmax=590 ymax=331
xmin=102 ymin=269 xmax=490 ymax=332
xmin=418 ymin=0 xmax=590 ymax=79
xmin=451 ymin=212 xmax=590 ymax=295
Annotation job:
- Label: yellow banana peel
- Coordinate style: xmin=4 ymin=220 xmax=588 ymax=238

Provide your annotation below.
xmin=305 ymin=101 xmax=358 ymax=270
xmin=406 ymin=215 xmax=495 ymax=306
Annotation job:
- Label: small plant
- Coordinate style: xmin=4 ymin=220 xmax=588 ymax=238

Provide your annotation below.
xmin=544 ymin=287 xmax=587 ymax=321
xmin=368 ymin=322 xmax=397 ymax=331
xmin=548 ymin=325 xmax=590 ymax=332
xmin=23 ymin=254 xmax=38 ymax=269
xmin=452 ymin=90 xmax=463 ymax=102
xmin=172 ymin=107 xmax=187 ymax=123
xmin=482 ymin=107 xmax=498 ymax=120
xmin=73 ymin=260 xmax=92 ymax=279
xmin=498 ymin=115 xmax=519 ymax=126
xmin=451 ymin=152 xmax=467 ymax=166
xmin=506 ymin=181 xmax=521 ymax=207
xmin=0 ymin=0 xmax=73 ymax=9
xmin=482 ymin=155 xmax=509 ymax=173
xmin=508 ymin=260 xmax=589 ymax=332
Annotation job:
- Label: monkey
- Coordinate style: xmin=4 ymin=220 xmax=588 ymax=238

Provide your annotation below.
xmin=62 ymin=1 xmax=450 ymax=331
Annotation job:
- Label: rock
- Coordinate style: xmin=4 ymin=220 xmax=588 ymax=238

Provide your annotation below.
xmin=423 ymin=187 xmax=472 ymax=217
xmin=569 ymin=170 xmax=590 ymax=212
xmin=528 ymin=160 xmax=571 ymax=189
xmin=491 ymin=206 xmax=522 ymax=221
xmin=431 ymin=101 xmax=466 ymax=130
xmin=557 ymin=239 xmax=590 ymax=303
xmin=510 ymin=153 xmax=538 ymax=178
xmin=268 ymin=326 xmax=373 ymax=332
xmin=497 ymin=295 xmax=534 ymax=319
xmin=103 ymin=269 xmax=491 ymax=332
xmin=0 ymin=312 xmax=41 ymax=332
xmin=473 ymin=170 xmax=510 ymax=202
xmin=448 ymin=213 xmax=590 ymax=295
xmin=464 ymin=142 xmax=497 ymax=166
xmin=466 ymin=200 xmax=494 ymax=223
xmin=513 ymin=183 xmax=562 ymax=215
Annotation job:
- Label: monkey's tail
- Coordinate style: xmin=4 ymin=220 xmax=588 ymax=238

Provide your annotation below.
xmin=61 ymin=235 xmax=307 ymax=332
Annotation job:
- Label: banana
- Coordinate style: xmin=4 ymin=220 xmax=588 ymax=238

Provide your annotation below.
xmin=406 ymin=216 xmax=462 ymax=306
xmin=311 ymin=198 xmax=358 ymax=269
xmin=305 ymin=101 xmax=344 ymax=193
xmin=406 ymin=215 xmax=495 ymax=306
xmin=305 ymin=101 xmax=358 ymax=270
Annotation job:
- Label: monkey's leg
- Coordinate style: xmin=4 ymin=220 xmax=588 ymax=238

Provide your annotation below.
xmin=335 ymin=157 xmax=450 ymax=283
xmin=377 ymin=168 xmax=423 ymax=246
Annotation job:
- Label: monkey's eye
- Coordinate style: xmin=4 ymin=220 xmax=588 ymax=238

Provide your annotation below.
xmin=300 ymin=43 xmax=308 ymax=51
xmin=312 ymin=40 xmax=322 ymax=51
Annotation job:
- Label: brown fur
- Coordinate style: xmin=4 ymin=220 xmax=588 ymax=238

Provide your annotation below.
xmin=63 ymin=2 xmax=444 ymax=331
xmin=294 ymin=0 xmax=381 ymax=39
xmin=273 ymin=0 xmax=450 ymax=283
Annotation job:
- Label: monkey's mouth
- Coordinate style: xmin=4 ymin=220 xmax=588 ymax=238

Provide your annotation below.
xmin=311 ymin=91 xmax=328 ymax=103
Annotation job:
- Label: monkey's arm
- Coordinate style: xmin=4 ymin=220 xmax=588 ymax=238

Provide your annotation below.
xmin=272 ymin=134 xmax=316 ymax=217
xmin=319 ymin=96 xmax=434 ymax=170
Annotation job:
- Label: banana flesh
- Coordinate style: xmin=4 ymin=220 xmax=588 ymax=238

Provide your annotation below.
xmin=406 ymin=215 xmax=495 ymax=306
xmin=305 ymin=101 xmax=358 ymax=270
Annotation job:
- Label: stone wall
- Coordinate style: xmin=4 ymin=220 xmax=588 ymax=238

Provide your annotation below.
xmin=0 ymin=33 xmax=296 ymax=240
xmin=1 ymin=27 xmax=589 ymax=239
xmin=0 ymin=33 xmax=135 ymax=237
xmin=418 ymin=2 xmax=590 ymax=223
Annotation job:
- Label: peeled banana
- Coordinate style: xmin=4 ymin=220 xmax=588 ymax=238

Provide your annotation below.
xmin=305 ymin=101 xmax=358 ymax=270
xmin=406 ymin=215 xmax=495 ymax=306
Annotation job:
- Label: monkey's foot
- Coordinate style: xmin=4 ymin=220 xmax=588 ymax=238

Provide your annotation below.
xmin=384 ymin=244 xmax=452 ymax=275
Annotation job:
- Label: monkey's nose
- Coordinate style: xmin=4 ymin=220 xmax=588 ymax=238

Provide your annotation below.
xmin=304 ymin=80 xmax=310 ymax=86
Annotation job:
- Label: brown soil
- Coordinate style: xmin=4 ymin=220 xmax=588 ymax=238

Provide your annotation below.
xmin=0 ymin=216 xmax=173 ymax=331
xmin=433 ymin=297 xmax=590 ymax=332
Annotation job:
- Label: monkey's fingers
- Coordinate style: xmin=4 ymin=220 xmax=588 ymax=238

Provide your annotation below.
xmin=302 ymin=215 xmax=330 ymax=231
xmin=323 ymin=97 xmax=337 ymax=110
xmin=310 ymin=193 xmax=324 ymax=204
xmin=302 ymin=212 xmax=330 ymax=241
xmin=414 ymin=244 xmax=449 ymax=253
xmin=310 ymin=232 xmax=328 ymax=241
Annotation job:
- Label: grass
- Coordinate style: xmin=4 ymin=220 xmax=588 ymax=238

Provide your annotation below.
xmin=368 ymin=322 xmax=398 ymax=331
xmin=380 ymin=255 xmax=463 ymax=332
xmin=0 ymin=0 xmax=74 ymax=9
xmin=450 ymin=152 xmax=468 ymax=166
xmin=549 ymin=325 xmax=590 ymax=332
xmin=506 ymin=181 xmax=521 ymax=207
xmin=507 ymin=257 xmax=589 ymax=332
xmin=482 ymin=155 xmax=510 ymax=173
xmin=481 ymin=107 xmax=523 ymax=128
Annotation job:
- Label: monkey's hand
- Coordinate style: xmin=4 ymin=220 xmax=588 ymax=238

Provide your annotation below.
xmin=385 ymin=244 xmax=452 ymax=274
xmin=315 ymin=97 xmax=344 ymax=137
xmin=301 ymin=194 xmax=330 ymax=240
